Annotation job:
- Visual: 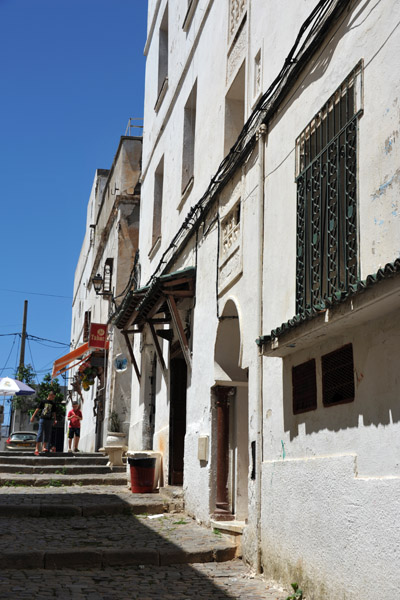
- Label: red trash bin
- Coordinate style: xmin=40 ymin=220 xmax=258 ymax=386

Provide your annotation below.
xmin=128 ymin=456 xmax=156 ymax=493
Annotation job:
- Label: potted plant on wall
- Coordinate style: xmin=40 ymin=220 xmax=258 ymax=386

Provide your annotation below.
xmin=105 ymin=410 xmax=127 ymax=446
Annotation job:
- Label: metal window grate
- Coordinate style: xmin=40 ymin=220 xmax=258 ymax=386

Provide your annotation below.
xmin=292 ymin=359 xmax=317 ymax=414
xmin=322 ymin=343 xmax=354 ymax=406
xmin=103 ymin=259 xmax=113 ymax=293
xmin=295 ymin=63 xmax=362 ymax=316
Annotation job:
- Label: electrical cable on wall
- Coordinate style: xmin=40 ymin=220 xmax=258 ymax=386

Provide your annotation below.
xmin=111 ymin=0 xmax=348 ymax=324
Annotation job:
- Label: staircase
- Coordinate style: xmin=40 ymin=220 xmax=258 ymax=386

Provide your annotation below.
xmin=0 ymin=450 xmax=127 ymax=487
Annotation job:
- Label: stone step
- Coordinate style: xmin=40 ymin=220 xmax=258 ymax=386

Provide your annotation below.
xmin=0 ymin=472 xmax=128 ymax=487
xmin=0 ymin=511 xmax=237 ymax=569
xmin=0 ymin=485 xmax=175 ymax=517
xmin=0 ymin=465 xmax=126 ymax=475
xmin=0 ymin=454 xmax=110 ymax=466
xmin=0 ymin=451 xmax=103 ymax=457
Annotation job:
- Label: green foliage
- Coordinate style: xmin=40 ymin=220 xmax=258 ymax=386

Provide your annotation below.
xmin=172 ymin=519 xmax=188 ymax=525
xmin=35 ymin=374 xmax=66 ymax=419
xmin=15 ymin=364 xmax=35 ymax=385
xmin=55 ymin=468 xmax=67 ymax=475
xmin=212 ymin=528 xmax=222 ymax=537
xmin=48 ymin=479 xmax=63 ymax=487
xmin=286 ymin=583 xmax=303 ymax=600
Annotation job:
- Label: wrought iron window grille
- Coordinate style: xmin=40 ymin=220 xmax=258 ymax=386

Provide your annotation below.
xmin=295 ymin=62 xmax=363 ymax=316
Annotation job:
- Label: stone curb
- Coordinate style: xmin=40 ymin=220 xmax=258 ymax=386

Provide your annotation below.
xmin=0 ymin=475 xmax=127 ymax=486
xmin=0 ymin=501 xmax=168 ymax=517
xmin=0 ymin=466 xmax=125 ymax=475
xmin=0 ymin=545 xmax=237 ymax=569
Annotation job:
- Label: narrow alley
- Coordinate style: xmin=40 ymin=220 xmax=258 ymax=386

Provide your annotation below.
xmin=0 ymin=450 xmax=287 ymax=600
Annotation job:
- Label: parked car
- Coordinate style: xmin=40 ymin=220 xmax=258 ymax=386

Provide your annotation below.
xmin=6 ymin=431 xmax=36 ymax=451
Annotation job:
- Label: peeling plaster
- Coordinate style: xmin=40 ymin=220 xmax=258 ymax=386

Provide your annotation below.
xmin=384 ymin=130 xmax=398 ymax=154
xmin=370 ymin=168 xmax=400 ymax=202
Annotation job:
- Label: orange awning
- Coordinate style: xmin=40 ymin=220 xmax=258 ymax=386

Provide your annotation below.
xmin=52 ymin=343 xmax=90 ymax=379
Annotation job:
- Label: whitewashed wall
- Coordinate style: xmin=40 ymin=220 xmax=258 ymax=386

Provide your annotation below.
xmin=259 ymin=1 xmax=400 ymax=598
xmin=136 ymin=1 xmax=400 ymax=598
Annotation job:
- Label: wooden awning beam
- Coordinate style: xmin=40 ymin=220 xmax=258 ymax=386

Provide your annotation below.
xmin=166 ymin=294 xmax=192 ymax=370
xmin=164 ymin=290 xmax=193 ymax=298
xmin=122 ymin=330 xmax=141 ymax=383
xmin=149 ymin=322 xmax=167 ymax=374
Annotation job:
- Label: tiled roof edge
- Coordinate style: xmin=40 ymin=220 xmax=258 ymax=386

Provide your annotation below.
xmin=256 ymin=257 xmax=400 ymax=346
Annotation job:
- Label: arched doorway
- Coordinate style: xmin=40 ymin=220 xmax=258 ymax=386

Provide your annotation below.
xmin=213 ymin=299 xmax=248 ymax=521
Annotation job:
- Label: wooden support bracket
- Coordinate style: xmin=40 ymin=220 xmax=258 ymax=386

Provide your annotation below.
xmin=166 ymin=294 xmax=192 ymax=369
xmin=149 ymin=321 xmax=167 ymax=374
xmin=122 ymin=330 xmax=141 ymax=383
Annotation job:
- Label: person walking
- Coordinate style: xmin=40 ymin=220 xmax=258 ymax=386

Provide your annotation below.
xmin=67 ymin=400 xmax=82 ymax=452
xmin=30 ymin=391 xmax=57 ymax=455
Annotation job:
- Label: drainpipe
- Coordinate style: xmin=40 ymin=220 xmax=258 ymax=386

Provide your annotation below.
xmin=256 ymin=123 xmax=267 ymax=573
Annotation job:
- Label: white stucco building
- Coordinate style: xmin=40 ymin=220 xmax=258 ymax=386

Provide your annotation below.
xmin=54 ymin=136 xmax=141 ymax=451
xmin=67 ymin=1 xmax=400 ymax=598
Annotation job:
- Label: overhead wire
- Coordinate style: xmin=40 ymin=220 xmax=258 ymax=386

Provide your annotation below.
xmin=110 ymin=0 xmax=349 ymax=324
xmin=0 ymin=334 xmax=18 ymax=377
xmin=146 ymin=0 xmax=346 ymax=282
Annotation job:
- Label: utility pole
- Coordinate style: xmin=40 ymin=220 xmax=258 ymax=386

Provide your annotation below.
xmin=10 ymin=300 xmax=28 ymax=433
xmin=19 ymin=300 xmax=28 ymax=373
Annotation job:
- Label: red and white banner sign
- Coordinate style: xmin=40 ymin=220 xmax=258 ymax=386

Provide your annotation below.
xmin=89 ymin=323 xmax=108 ymax=349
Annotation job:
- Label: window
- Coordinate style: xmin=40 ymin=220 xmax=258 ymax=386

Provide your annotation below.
xmin=295 ymin=63 xmax=363 ymax=315
xmin=181 ymin=82 xmax=197 ymax=195
xmin=152 ymin=156 xmax=164 ymax=249
xmin=103 ymin=259 xmax=113 ymax=294
xmin=83 ymin=311 xmax=91 ymax=342
xmin=224 ymin=62 xmax=245 ymax=155
xmin=292 ymin=359 xmax=317 ymax=414
xmin=322 ymin=344 xmax=354 ymax=406
xmin=156 ymin=5 xmax=168 ymax=110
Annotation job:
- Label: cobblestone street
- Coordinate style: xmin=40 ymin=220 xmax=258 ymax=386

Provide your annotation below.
xmin=0 ymin=483 xmax=287 ymax=599
xmin=0 ymin=563 xmax=285 ymax=600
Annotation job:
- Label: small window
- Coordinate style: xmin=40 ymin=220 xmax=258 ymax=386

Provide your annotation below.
xmin=83 ymin=310 xmax=91 ymax=342
xmin=322 ymin=344 xmax=354 ymax=406
xmin=156 ymin=4 xmax=168 ymax=109
xmin=152 ymin=156 xmax=164 ymax=248
xmin=103 ymin=259 xmax=113 ymax=294
xmin=224 ymin=62 xmax=245 ymax=154
xmin=292 ymin=359 xmax=317 ymax=414
xmin=181 ymin=81 xmax=197 ymax=195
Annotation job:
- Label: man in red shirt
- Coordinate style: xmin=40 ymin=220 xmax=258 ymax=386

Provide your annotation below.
xmin=67 ymin=400 xmax=82 ymax=452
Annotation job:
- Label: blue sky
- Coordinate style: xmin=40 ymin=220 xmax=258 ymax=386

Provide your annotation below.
xmin=0 ymin=0 xmax=148 ymax=405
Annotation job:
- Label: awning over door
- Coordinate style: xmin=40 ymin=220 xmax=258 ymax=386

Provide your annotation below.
xmin=112 ymin=266 xmax=196 ymax=378
xmin=52 ymin=343 xmax=91 ymax=379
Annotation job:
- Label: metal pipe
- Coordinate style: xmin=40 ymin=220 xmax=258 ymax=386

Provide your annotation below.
xmin=256 ymin=124 xmax=267 ymax=573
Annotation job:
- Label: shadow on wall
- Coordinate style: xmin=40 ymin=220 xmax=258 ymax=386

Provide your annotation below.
xmin=271 ymin=0 xmax=378 ymax=131
xmin=282 ymin=321 xmax=400 ymax=440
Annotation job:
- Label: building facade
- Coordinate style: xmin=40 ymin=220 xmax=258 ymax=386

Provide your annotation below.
xmin=58 ymin=136 xmax=141 ymax=451
xmin=68 ymin=1 xmax=400 ymax=598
